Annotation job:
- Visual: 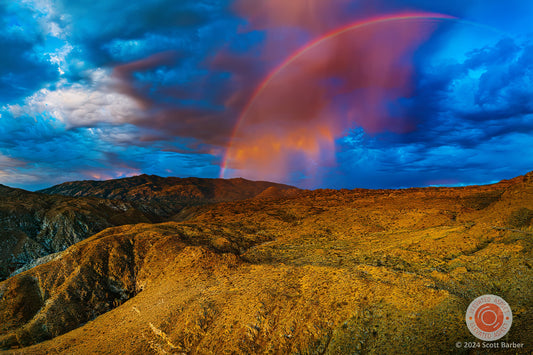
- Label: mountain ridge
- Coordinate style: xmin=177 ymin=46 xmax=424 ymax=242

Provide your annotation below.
xmin=38 ymin=174 xmax=297 ymax=201
xmin=0 ymin=184 xmax=151 ymax=281
xmin=38 ymin=174 xmax=298 ymax=220
xmin=0 ymin=176 xmax=298 ymax=281
xmin=1 ymin=171 xmax=531 ymax=353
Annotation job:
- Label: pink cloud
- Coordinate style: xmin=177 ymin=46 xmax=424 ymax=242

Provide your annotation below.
xmin=222 ymin=16 xmax=442 ymax=184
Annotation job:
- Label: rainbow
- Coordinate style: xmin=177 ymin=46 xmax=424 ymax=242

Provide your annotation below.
xmin=220 ymin=12 xmax=457 ymax=178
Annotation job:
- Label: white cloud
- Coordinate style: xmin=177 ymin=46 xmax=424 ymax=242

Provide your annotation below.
xmin=9 ymin=69 xmax=143 ymax=128
xmin=47 ymin=43 xmax=73 ymax=75
xmin=21 ymin=0 xmax=69 ymax=39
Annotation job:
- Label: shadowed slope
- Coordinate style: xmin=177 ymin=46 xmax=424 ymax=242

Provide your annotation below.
xmin=0 ymin=185 xmax=150 ymax=281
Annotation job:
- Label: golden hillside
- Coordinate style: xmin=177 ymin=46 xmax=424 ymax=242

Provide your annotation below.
xmin=1 ymin=172 xmax=532 ymax=354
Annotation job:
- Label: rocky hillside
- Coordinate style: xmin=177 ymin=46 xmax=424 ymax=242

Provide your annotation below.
xmin=39 ymin=175 xmax=297 ymax=220
xmin=0 ymin=185 xmax=150 ymax=281
xmin=1 ymin=172 xmax=532 ymax=353
xmin=0 ymin=177 xmax=296 ymax=281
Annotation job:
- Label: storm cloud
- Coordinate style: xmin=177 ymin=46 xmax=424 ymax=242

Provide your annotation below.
xmin=0 ymin=0 xmax=532 ymax=189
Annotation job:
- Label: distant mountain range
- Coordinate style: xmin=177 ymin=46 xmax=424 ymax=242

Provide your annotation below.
xmin=38 ymin=174 xmax=295 ymax=203
xmin=1 ymin=172 xmax=532 ymax=353
xmin=0 ymin=176 xmax=297 ymax=280
xmin=39 ymin=174 xmax=297 ymax=220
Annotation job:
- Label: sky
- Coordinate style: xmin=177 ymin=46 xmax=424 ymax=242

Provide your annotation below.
xmin=1 ymin=0 xmax=532 ymax=190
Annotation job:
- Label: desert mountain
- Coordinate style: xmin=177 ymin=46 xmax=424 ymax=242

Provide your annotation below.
xmin=0 ymin=177 xmax=296 ymax=281
xmin=0 ymin=184 xmax=150 ymax=281
xmin=39 ymin=175 xmax=297 ymax=220
xmin=1 ymin=172 xmax=532 ymax=353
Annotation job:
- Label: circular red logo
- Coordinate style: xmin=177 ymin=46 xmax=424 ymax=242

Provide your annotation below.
xmin=466 ymin=295 xmax=512 ymax=341
xmin=474 ymin=302 xmax=503 ymax=332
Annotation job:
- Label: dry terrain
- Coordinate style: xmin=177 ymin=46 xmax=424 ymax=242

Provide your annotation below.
xmin=0 ymin=177 xmax=293 ymax=281
xmin=1 ymin=172 xmax=532 ymax=354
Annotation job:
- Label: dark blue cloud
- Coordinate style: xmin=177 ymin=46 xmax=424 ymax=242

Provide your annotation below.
xmin=407 ymin=37 xmax=533 ymax=145
xmin=54 ymin=0 xmax=237 ymax=72
xmin=319 ymin=32 xmax=533 ymax=189
xmin=0 ymin=4 xmax=58 ymax=103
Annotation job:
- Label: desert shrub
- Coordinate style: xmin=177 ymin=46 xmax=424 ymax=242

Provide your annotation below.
xmin=462 ymin=190 xmax=503 ymax=210
xmin=507 ymin=208 xmax=533 ymax=228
